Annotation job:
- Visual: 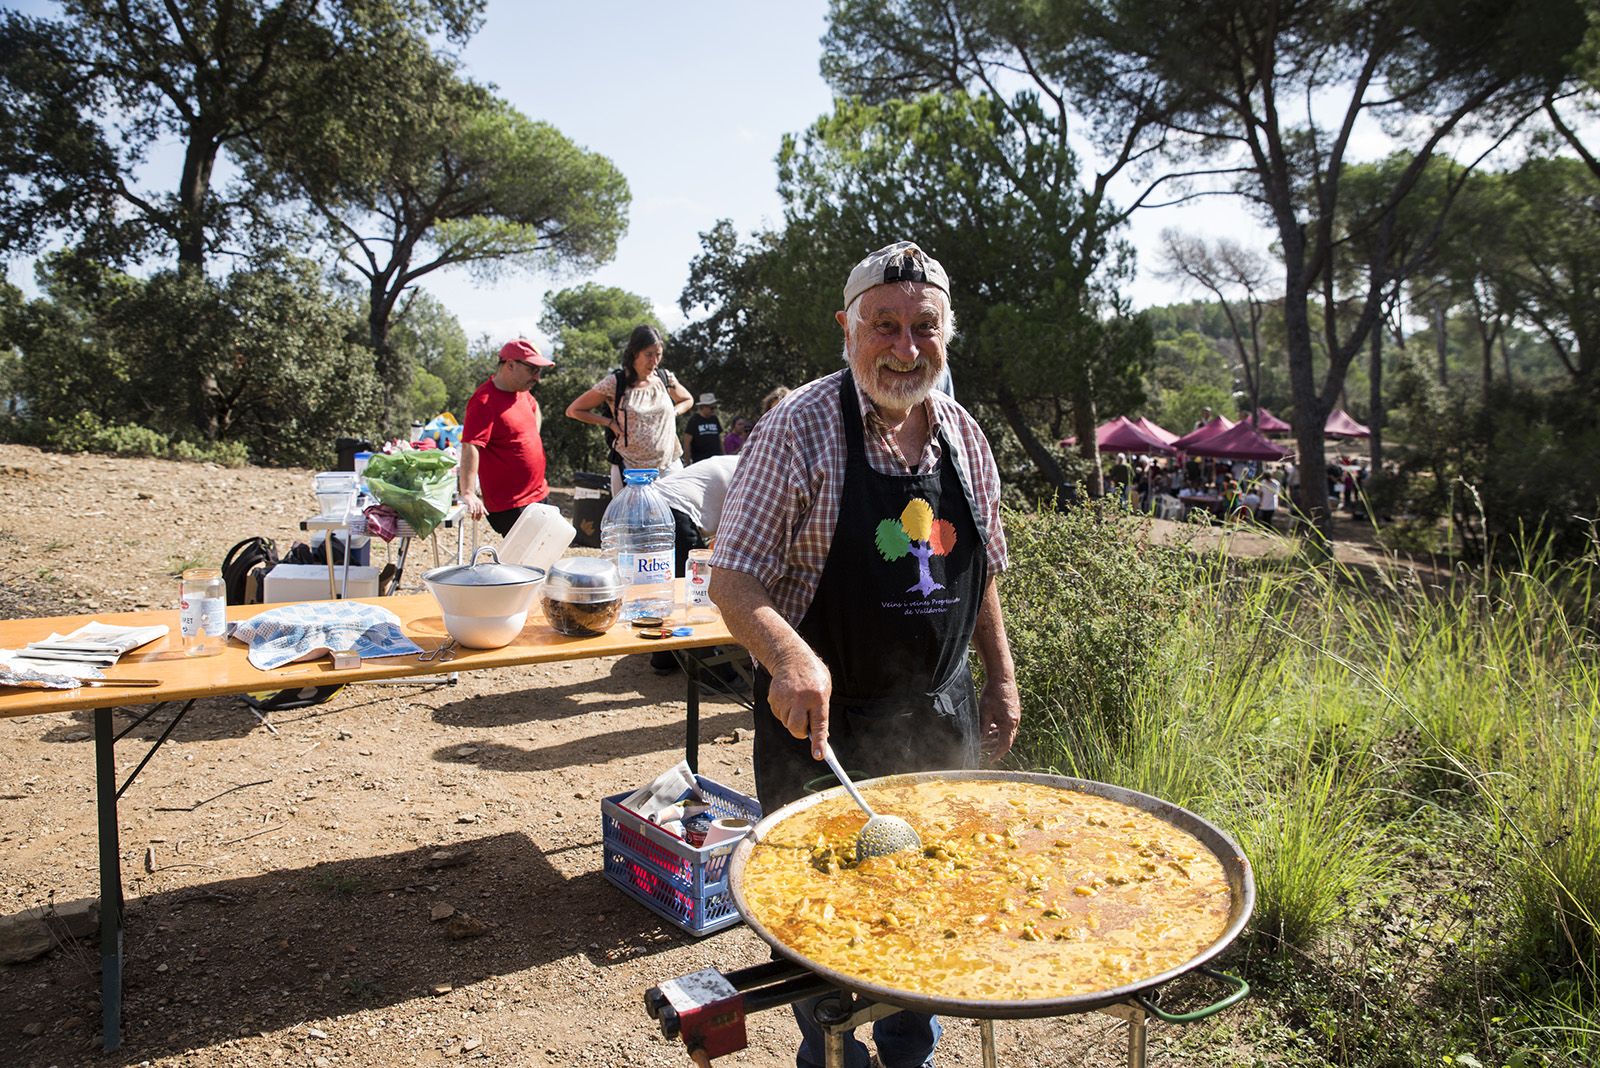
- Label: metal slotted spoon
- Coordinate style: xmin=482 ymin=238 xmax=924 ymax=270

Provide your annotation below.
xmin=820 ymin=741 xmax=922 ymax=859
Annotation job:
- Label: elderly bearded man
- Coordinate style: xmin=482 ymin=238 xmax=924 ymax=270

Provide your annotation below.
xmin=710 ymin=241 xmax=1020 ymax=1068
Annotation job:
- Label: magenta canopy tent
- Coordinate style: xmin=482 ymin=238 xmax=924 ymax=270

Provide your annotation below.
xmin=1061 ymin=416 xmax=1175 ymax=454
xmin=1172 ymin=414 xmax=1237 ymax=451
xmin=1183 ymin=421 xmax=1291 ymax=461
xmin=1134 ymin=416 xmax=1181 ymax=445
xmin=1324 ymin=408 xmax=1371 ymax=439
xmin=1253 ymin=407 xmax=1292 ymax=435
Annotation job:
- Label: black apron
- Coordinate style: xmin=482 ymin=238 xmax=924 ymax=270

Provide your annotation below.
xmin=754 ymin=371 xmax=990 ymax=811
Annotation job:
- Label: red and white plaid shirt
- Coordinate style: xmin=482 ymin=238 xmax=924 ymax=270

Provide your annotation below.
xmin=712 ymin=370 xmax=1007 ymax=627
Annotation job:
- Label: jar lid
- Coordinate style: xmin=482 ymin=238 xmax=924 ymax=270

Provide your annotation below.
xmin=424 ymin=546 xmax=545 ymax=587
xmin=544 ymin=556 xmax=625 ymax=601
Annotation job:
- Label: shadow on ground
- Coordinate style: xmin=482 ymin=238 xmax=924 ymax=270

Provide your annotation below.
xmin=0 ymin=831 xmax=699 ymax=1067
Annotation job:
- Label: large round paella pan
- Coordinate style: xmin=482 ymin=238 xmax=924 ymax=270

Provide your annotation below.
xmin=728 ymin=770 xmax=1254 ymax=1019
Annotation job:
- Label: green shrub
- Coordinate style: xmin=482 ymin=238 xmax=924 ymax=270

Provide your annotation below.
xmin=7 ymin=252 xmax=383 ymax=468
xmin=1000 ymin=498 xmax=1201 ymax=777
xmin=169 ymin=438 xmax=250 ymax=467
xmin=17 ymin=409 xmax=252 ymax=466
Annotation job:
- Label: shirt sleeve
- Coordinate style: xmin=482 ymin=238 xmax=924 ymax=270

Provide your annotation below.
xmin=461 ymin=385 xmax=495 ymax=448
xmin=711 ymin=405 xmax=813 ymax=591
xmin=944 ymin=401 xmax=1008 ymax=576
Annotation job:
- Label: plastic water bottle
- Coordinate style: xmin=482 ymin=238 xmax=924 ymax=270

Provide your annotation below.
xmin=601 ymin=468 xmax=676 ymax=620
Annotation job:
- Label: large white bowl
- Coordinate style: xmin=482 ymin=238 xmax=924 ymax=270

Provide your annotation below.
xmin=423 ymin=548 xmax=545 ymax=649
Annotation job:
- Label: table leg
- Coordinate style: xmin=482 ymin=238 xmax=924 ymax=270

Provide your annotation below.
xmin=684 ymin=653 xmax=701 ymax=775
xmin=94 ymin=707 xmax=125 ymax=1052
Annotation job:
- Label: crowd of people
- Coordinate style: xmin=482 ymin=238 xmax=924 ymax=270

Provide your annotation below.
xmin=455 ymin=325 xmax=785 ymax=537
xmin=1103 ymin=450 xmax=1371 ymax=527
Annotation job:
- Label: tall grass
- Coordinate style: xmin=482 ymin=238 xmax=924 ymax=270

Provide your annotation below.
xmin=1000 ymin=506 xmax=1600 ymax=1064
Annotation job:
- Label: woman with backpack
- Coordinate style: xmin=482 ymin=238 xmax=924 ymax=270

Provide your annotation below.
xmin=565 ymin=325 xmax=696 ymax=494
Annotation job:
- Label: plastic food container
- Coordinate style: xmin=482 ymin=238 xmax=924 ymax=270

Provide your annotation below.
xmin=542 ymin=557 xmax=625 ymax=636
xmin=313 ymin=471 xmax=359 ymax=519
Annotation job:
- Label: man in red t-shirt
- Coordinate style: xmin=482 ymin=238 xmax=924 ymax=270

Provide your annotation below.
xmin=459 ymin=339 xmax=554 ymax=536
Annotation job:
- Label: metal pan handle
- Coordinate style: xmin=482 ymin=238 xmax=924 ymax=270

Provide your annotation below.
xmin=1136 ymin=966 xmax=1250 ymax=1023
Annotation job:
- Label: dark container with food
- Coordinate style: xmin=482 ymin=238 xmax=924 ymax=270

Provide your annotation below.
xmin=542 ymin=557 xmax=626 ymax=636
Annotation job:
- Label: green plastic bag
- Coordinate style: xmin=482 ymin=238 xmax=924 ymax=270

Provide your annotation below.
xmin=363 ymin=450 xmax=458 ymax=539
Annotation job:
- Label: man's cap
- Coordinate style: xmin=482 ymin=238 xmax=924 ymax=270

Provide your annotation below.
xmin=697 ymin=392 xmax=718 ymax=406
xmin=843 ymin=241 xmax=950 ymax=310
xmin=498 ymin=339 xmax=554 ymax=367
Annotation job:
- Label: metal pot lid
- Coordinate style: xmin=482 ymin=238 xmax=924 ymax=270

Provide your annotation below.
xmin=424 ymin=546 xmax=545 ymax=587
xmin=544 ymin=556 xmax=624 ymax=598
xmin=727 ymin=769 xmax=1256 ymax=1020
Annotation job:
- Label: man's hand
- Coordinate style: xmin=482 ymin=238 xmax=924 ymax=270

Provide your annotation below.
xmin=460 ymin=489 xmax=485 ymax=521
xmin=766 ymin=645 xmax=832 ymax=760
xmin=710 ymin=568 xmax=832 ymax=760
xmin=971 ymin=576 xmax=1020 ymax=762
xmin=978 ymin=673 xmax=1021 ymax=761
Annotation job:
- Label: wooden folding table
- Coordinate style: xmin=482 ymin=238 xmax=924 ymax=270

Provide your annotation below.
xmin=0 ymin=590 xmax=738 ymax=1052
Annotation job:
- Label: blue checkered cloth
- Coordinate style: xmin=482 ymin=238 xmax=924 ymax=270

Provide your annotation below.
xmin=232 ymin=602 xmax=423 ymax=670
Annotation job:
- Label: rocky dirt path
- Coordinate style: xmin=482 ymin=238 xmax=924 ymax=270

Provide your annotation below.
xmin=0 ymin=445 xmax=1208 ymax=1068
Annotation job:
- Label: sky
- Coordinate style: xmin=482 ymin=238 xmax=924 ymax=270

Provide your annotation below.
xmin=8 ymin=1 xmax=1528 ymax=351
xmin=421 ymin=1 xmax=1275 ymax=343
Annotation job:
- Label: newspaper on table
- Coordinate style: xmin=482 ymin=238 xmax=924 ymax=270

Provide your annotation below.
xmin=24 ymin=621 xmax=170 ymax=665
xmin=0 ymin=620 xmax=168 ymax=682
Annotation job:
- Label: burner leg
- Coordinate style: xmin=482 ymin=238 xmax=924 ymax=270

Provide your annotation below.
xmin=824 ymin=1027 xmax=848 ymax=1068
xmin=1126 ymin=1008 xmax=1147 ymax=1068
xmin=980 ymin=1019 xmax=997 ymax=1068
xmin=1099 ymin=1002 xmax=1148 ymax=1068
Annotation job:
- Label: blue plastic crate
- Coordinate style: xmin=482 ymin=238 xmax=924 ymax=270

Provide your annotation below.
xmin=601 ymin=775 xmax=762 ymax=936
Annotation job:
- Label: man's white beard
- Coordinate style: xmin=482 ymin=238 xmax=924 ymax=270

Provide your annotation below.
xmin=847 ymin=345 xmax=940 ymax=411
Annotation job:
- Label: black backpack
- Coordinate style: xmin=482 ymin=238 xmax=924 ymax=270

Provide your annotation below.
xmin=222 ymin=536 xmax=348 ymax=715
xmin=222 ymin=536 xmax=279 ymax=605
xmin=604 ymin=366 xmax=673 ymax=468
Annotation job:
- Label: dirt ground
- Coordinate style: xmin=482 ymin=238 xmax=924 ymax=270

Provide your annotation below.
xmin=0 ymin=444 xmax=1218 ymax=1068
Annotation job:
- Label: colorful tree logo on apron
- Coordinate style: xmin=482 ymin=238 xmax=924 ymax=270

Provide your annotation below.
xmin=874 ymin=497 xmax=958 ymax=596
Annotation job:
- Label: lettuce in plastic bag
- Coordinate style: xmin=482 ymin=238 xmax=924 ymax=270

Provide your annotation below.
xmin=362 ymin=449 xmax=457 ymax=539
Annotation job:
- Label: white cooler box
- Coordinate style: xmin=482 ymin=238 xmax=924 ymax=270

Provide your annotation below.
xmin=263 ymin=563 xmax=381 ymax=603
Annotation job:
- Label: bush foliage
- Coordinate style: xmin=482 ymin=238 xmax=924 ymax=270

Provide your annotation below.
xmin=1000 ymin=513 xmax=1600 ymax=1066
xmin=2 ymin=253 xmax=383 ymax=467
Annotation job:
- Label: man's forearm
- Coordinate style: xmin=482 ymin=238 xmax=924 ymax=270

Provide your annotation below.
xmin=710 ymin=568 xmax=809 ymax=672
xmin=973 ymin=576 xmax=1016 ymax=685
xmin=711 ymin=567 xmax=832 ymax=753
xmin=972 ymin=574 xmax=1022 ymax=759
xmin=458 ymin=443 xmax=480 ymax=496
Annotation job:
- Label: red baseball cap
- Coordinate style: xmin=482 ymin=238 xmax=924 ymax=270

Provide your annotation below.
xmin=498 ymin=339 xmax=554 ymax=367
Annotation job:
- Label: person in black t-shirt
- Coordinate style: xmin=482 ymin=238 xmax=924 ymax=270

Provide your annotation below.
xmin=682 ymin=392 xmax=724 ymax=463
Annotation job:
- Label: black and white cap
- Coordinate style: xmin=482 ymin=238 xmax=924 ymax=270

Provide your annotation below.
xmin=842 ymin=241 xmax=949 ymax=311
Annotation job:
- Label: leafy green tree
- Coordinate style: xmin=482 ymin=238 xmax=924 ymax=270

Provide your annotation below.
xmin=0 ymin=281 xmax=26 ymax=419
xmin=247 ymin=31 xmax=629 ymax=427
xmin=1499 ymin=157 xmax=1600 ymax=386
xmin=390 ymin=290 xmax=474 ymax=421
xmin=824 ymin=0 xmax=1586 ymax=543
xmin=7 ymin=251 xmax=382 ymax=465
xmin=1143 ymin=322 xmax=1237 ymax=432
xmin=536 ymin=284 xmax=665 ymax=482
xmin=773 ymin=91 xmax=1150 ymax=496
xmin=0 ymin=0 xmax=482 ymax=274
xmin=675 ymin=220 xmax=841 ymax=422
xmin=1386 ymin=356 xmax=1600 ymax=560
